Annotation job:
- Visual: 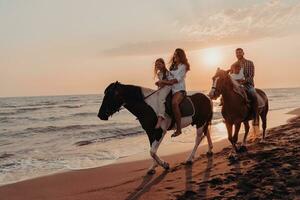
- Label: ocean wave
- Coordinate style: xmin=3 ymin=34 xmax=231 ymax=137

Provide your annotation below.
xmin=27 ymin=101 xmax=58 ymax=107
xmin=0 ymin=153 xmax=14 ymax=159
xmin=0 ymin=111 xmax=16 ymax=116
xmin=5 ymin=104 xmax=84 ymax=115
xmin=59 ymin=105 xmax=83 ymax=109
xmin=0 ymin=117 xmax=11 ymax=123
xmin=24 ymin=124 xmax=101 ymax=134
xmin=16 ymin=107 xmax=41 ymax=112
xmin=0 ymin=105 xmax=17 ymax=108
xmin=212 ymin=119 xmax=224 ymax=125
xmin=63 ymin=99 xmax=80 ymax=103
xmin=72 ymin=112 xmax=95 ymax=117
xmin=213 ymin=112 xmax=222 ymax=120
xmin=74 ymin=127 xmax=144 ymax=146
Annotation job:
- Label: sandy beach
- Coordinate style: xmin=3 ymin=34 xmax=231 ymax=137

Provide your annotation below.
xmin=2 ymin=0 xmax=300 ymax=199
xmin=0 ymin=108 xmax=299 ymax=200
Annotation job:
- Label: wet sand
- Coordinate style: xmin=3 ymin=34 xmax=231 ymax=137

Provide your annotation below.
xmin=1 ymin=108 xmax=300 ymax=200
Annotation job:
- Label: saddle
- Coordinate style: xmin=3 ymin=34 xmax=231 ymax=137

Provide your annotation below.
xmin=164 ymin=92 xmax=195 ymax=130
xmin=232 ymin=85 xmax=265 ymax=120
xmin=233 ymin=86 xmax=265 ymax=108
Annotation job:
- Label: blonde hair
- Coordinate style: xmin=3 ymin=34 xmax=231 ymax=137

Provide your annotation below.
xmin=154 ymin=58 xmax=167 ymax=79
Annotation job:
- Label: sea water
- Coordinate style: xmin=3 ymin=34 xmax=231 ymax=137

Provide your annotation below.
xmin=0 ymin=88 xmax=299 ymax=185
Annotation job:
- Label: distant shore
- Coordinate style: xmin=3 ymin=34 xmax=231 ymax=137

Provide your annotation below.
xmin=1 ymin=108 xmax=299 ymax=200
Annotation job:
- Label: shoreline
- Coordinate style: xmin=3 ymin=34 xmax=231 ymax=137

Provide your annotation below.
xmin=0 ymin=107 xmax=300 ymax=199
xmin=117 ymin=107 xmax=297 ymax=165
xmin=0 ymin=107 xmax=296 ymax=187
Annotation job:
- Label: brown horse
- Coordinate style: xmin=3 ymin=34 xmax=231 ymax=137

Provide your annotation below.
xmin=208 ymin=69 xmax=269 ymax=153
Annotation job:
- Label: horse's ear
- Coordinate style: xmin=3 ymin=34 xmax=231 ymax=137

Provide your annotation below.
xmin=114 ymin=81 xmax=121 ymax=87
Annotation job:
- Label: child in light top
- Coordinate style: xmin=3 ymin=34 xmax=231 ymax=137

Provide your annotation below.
xmin=153 ymin=58 xmax=171 ymax=129
xmin=230 ymin=62 xmax=245 ymax=84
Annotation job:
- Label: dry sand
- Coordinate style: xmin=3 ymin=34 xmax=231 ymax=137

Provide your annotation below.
xmin=1 ymin=108 xmax=300 ymax=200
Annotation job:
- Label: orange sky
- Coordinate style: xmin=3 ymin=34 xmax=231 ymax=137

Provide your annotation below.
xmin=0 ymin=0 xmax=300 ymax=97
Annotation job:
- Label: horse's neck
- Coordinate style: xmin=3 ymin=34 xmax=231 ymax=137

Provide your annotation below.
xmin=121 ymin=84 xmax=145 ymax=118
xmin=221 ymin=77 xmax=243 ymax=106
xmin=121 ymin=84 xmax=144 ymax=104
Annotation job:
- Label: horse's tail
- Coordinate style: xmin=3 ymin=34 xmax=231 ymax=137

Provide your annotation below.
xmin=204 ymin=98 xmax=213 ymax=136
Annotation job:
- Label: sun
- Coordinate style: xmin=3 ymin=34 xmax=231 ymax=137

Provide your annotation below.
xmin=202 ymin=48 xmax=223 ymax=68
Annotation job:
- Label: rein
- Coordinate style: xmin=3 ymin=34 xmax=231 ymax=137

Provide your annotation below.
xmin=143 ymin=87 xmax=163 ymax=100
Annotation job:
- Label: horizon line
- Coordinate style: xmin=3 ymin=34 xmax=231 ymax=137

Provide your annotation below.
xmin=1 ymin=86 xmax=300 ymax=99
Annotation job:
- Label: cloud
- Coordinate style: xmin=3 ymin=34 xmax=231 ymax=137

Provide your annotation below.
xmin=103 ymin=0 xmax=300 ymax=56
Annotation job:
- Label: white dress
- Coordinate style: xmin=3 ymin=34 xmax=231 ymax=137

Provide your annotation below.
xmin=155 ymin=72 xmax=171 ymax=119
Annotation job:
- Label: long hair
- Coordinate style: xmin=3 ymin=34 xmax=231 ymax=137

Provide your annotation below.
xmin=154 ymin=58 xmax=167 ymax=79
xmin=169 ymin=48 xmax=190 ymax=71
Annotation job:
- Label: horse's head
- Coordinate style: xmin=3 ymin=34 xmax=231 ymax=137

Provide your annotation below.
xmin=98 ymin=81 xmax=124 ymax=120
xmin=208 ymin=68 xmax=230 ymax=100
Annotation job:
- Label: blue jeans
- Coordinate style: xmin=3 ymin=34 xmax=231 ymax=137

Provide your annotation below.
xmin=245 ymin=85 xmax=259 ymax=123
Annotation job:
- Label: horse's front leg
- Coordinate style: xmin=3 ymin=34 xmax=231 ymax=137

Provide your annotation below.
xmin=147 ymin=129 xmax=166 ymax=174
xmin=233 ymin=122 xmax=242 ymax=152
xmin=186 ymin=125 xmax=205 ymax=164
xmin=149 ymin=131 xmax=169 ymax=170
xmin=147 ymin=160 xmax=158 ymax=175
xmin=225 ymin=122 xmax=234 ymax=148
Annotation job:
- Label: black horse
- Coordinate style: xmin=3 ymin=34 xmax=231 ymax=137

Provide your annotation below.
xmin=98 ymin=81 xmax=213 ymax=174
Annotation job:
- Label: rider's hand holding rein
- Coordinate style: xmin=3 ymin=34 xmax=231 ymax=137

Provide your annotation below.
xmin=156 ymin=79 xmax=178 ymax=87
xmin=155 ymin=80 xmax=166 ymax=88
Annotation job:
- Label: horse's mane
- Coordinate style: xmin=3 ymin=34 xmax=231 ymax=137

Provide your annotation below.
xmin=217 ymin=69 xmax=241 ymax=90
xmin=120 ymin=83 xmax=145 ymax=103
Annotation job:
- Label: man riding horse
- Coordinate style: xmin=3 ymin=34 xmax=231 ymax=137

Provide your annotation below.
xmin=209 ymin=48 xmax=269 ymax=154
xmin=232 ymin=48 xmax=259 ymax=125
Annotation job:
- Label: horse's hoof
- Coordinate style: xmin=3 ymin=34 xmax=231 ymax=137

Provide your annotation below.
xmin=206 ymin=151 xmax=213 ymax=157
xmin=147 ymin=169 xmax=156 ymax=175
xmin=163 ymin=162 xmax=170 ymax=170
xmin=228 ymin=154 xmax=234 ymax=160
xmin=228 ymin=154 xmax=238 ymax=164
xmin=185 ymin=160 xmax=193 ymax=165
xmin=238 ymin=146 xmax=247 ymax=153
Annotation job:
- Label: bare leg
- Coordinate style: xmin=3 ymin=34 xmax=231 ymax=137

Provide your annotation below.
xmin=171 ymin=92 xmax=184 ymax=137
xmin=155 ymin=116 xmax=164 ymax=129
xmin=186 ymin=125 xmax=205 ymax=163
xmin=242 ymin=121 xmax=250 ymax=146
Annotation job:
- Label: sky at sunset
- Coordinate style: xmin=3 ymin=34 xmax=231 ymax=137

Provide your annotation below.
xmin=1 ymin=0 xmax=300 ymax=97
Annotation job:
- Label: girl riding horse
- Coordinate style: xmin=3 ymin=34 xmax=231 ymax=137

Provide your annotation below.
xmin=156 ymin=48 xmax=190 ymax=137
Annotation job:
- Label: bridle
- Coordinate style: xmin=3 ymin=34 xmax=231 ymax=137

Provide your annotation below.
xmin=210 ymin=76 xmax=220 ymax=97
